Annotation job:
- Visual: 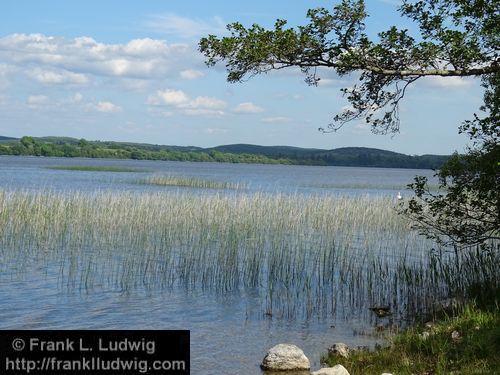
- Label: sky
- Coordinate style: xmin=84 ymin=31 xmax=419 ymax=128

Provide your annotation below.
xmin=0 ymin=0 xmax=485 ymax=155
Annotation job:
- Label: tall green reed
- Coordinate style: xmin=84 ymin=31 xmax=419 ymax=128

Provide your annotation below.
xmin=138 ymin=174 xmax=244 ymax=189
xmin=0 ymin=189 xmax=496 ymax=322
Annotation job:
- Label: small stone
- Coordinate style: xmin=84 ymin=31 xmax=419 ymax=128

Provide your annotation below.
xmin=261 ymin=343 xmax=310 ymax=371
xmin=311 ymin=364 xmax=350 ymax=375
xmin=327 ymin=343 xmax=350 ymax=358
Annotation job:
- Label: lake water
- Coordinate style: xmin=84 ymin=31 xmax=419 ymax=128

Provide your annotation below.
xmin=0 ymin=156 xmax=435 ymax=196
xmin=0 ymin=156 xmax=438 ymax=374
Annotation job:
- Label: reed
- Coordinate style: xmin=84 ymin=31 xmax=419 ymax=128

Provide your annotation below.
xmin=0 ymin=189 xmax=496 ymax=321
xmin=48 ymin=166 xmax=146 ymax=172
xmin=138 ymin=174 xmax=244 ymax=189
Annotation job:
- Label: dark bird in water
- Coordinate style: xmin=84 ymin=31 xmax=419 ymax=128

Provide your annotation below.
xmin=369 ymin=305 xmax=391 ymax=318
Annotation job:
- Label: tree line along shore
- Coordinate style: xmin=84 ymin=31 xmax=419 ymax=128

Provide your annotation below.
xmin=0 ymin=136 xmax=448 ymax=169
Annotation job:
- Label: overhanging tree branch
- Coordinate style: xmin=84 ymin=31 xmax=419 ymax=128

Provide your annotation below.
xmin=199 ymin=0 xmax=499 ymax=250
xmin=200 ymin=1 xmax=499 ymax=134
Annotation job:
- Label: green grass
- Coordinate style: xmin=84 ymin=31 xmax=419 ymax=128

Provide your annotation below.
xmin=323 ymin=302 xmax=500 ymax=374
xmin=47 ymin=165 xmax=146 ymax=172
xmin=139 ymin=174 xmax=244 ymax=189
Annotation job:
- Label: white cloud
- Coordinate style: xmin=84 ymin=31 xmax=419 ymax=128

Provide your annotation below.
xmin=121 ymin=38 xmax=170 ymax=55
xmin=147 ymin=89 xmax=189 ymax=106
xmin=0 ymin=33 xmax=201 ymax=81
xmin=317 ymin=78 xmax=345 ymax=88
xmin=183 ymin=96 xmax=226 ymax=110
xmin=27 ymin=95 xmax=50 ymax=105
xmin=261 ymin=116 xmax=290 ymax=124
xmin=147 ymin=88 xmax=226 ymax=116
xmin=25 ymin=93 xmax=122 ymax=114
xmin=145 ymin=13 xmax=226 ymax=39
xmin=27 ymin=68 xmax=89 ymax=85
xmin=234 ymin=102 xmax=264 ymax=114
xmin=179 ymin=69 xmax=204 ymax=80
xmin=87 ymin=101 xmax=122 ymax=113
xmin=421 ymin=76 xmax=473 ymax=89
xmin=96 ymin=101 xmax=122 ymax=113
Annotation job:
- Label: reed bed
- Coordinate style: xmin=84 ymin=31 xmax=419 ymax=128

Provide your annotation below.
xmin=0 ymin=190 xmax=496 ymax=322
xmin=48 ymin=166 xmax=145 ymax=172
xmin=138 ymin=174 xmax=244 ymax=189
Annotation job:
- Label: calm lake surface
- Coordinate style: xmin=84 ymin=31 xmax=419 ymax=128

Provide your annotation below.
xmin=0 ymin=156 xmax=437 ymax=374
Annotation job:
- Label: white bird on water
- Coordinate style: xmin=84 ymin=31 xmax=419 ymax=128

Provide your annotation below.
xmin=397 ymin=192 xmax=403 ymax=200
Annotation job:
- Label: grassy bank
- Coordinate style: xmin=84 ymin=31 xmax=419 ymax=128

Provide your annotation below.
xmin=323 ymin=300 xmax=500 ymax=374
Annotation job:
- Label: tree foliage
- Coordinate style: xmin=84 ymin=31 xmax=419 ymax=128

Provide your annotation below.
xmin=403 ymin=71 xmax=499 ymax=250
xmin=0 ymin=136 xmax=449 ymax=168
xmin=199 ymin=0 xmax=499 ymax=249
xmin=200 ymin=0 xmax=498 ymax=134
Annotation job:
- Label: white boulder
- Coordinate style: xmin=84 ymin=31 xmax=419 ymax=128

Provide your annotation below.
xmin=327 ymin=343 xmax=350 ymax=358
xmin=311 ymin=364 xmax=350 ymax=375
xmin=261 ymin=343 xmax=310 ymax=371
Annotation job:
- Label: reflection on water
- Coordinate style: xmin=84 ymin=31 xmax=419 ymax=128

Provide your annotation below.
xmin=0 ymin=156 xmax=439 ymax=374
xmin=0 ymin=262 xmax=385 ymax=374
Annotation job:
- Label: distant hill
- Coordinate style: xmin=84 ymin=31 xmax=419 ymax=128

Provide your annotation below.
xmin=0 ymin=135 xmax=449 ymax=169
xmin=0 ymin=135 xmax=18 ymax=143
xmin=210 ymin=144 xmax=323 ymax=157
xmin=211 ymin=144 xmax=448 ymax=169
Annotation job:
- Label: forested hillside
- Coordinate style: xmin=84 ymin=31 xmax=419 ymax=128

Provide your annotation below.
xmin=0 ymin=136 xmax=449 ymax=169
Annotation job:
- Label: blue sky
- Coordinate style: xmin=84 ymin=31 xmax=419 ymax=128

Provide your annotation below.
xmin=0 ymin=0 xmax=484 ymax=154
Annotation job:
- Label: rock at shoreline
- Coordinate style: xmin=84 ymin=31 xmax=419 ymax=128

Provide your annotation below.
xmin=311 ymin=364 xmax=350 ymax=375
xmin=261 ymin=344 xmax=310 ymax=371
xmin=327 ymin=343 xmax=350 ymax=358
